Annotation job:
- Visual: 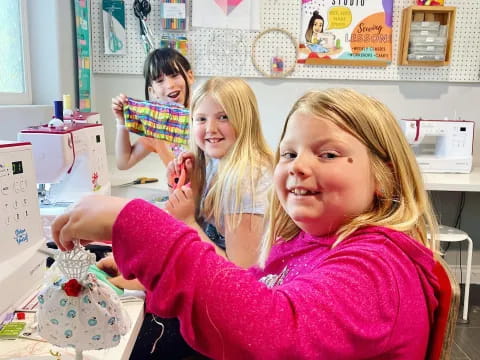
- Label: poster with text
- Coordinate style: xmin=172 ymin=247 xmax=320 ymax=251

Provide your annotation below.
xmin=298 ymin=0 xmax=393 ymax=66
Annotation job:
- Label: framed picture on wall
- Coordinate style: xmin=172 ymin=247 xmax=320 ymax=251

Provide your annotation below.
xmin=298 ymin=0 xmax=393 ymax=67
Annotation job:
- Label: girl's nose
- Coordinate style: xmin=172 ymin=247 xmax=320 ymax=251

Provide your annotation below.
xmin=164 ymin=76 xmax=175 ymax=88
xmin=205 ymin=119 xmax=218 ymax=133
xmin=289 ymin=154 xmax=311 ymax=177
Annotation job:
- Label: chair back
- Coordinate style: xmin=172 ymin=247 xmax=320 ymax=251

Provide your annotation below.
xmin=426 ymin=256 xmax=460 ymax=360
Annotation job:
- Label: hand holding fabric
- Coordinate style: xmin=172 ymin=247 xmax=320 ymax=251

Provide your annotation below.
xmin=166 ymin=151 xmax=194 ymax=192
xmin=112 ymin=93 xmax=128 ymax=124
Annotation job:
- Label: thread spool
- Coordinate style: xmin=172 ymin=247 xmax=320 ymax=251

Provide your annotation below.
xmin=63 ymin=94 xmax=73 ymax=117
xmin=54 ymin=100 xmax=64 ymax=121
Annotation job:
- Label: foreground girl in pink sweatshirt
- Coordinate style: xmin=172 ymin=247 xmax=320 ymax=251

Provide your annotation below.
xmin=53 ymin=88 xmax=440 ymax=360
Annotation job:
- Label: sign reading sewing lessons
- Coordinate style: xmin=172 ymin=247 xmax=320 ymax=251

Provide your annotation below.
xmin=298 ymin=0 xmax=393 ymax=66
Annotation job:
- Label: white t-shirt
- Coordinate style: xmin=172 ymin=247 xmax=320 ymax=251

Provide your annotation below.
xmin=200 ymin=158 xmax=271 ymax=249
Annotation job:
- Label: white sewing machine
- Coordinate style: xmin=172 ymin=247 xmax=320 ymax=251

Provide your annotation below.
xmin=400 ymin=119 xmax=475 ymax=173
xmin=0 ymin=141 xmax=45 ymax=321
xmin=18 ymin=122 xmax=111 ymax=206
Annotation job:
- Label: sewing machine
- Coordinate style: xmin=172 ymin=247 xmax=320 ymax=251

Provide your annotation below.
xmin=316 ymin=32 xmax=336 ymax=48
xmin=18 ymin=122 xmax=111 ymax=206
xmin=0 ymin=141 xmax=45 ymax=321
xmin=400 ymin=119 xmax=475 ymax=173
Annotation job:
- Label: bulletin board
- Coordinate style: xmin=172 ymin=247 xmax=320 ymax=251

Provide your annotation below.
xmin=91 ymin=0 xmax=480 ymax=82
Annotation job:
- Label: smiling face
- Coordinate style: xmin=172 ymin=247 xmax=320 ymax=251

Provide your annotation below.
xmin=148 ymin=69 xmax=194 ymax=106
xmin=313 ymin=19 xmax=324 ymax=34
xmin=192 ymin=94 xmax=237 ymax=159
xmin=274 ymin=110 xmax=377 ymax=237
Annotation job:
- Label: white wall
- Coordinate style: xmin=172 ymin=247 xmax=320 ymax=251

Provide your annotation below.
xmin=27 ymin=0 xmax=76 ymax=105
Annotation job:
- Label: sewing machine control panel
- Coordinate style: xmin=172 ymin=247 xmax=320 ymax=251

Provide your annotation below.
xmin=0 ymin=143 xmax=43 ymax=258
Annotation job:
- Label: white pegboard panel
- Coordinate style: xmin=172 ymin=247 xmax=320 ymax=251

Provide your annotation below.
xmin=91 ymin=0 xmax=480 ymax=82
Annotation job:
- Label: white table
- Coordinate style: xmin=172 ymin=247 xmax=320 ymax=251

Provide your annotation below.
xmin=108 ymin=154 xmax=168 ymax=200
xmin=423 ymin=166 xmax=480 ymax=192
xmin=0 ymin=297 xmax=144 ymax=360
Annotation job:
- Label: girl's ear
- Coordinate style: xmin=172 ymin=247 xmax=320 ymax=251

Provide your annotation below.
xmin=147 ymin=86 xmax=154 ymax=99
xmin=186 ymin=69 xmax=195 ymax=86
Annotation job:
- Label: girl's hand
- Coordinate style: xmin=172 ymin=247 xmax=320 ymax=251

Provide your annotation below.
xmin=166 ymin=151 xmax=195 ymax=192
xmin=97 ymin=256 xmax=145 ymax=291
xmin=97 ymin=255 xmax=120 ymax=277
xmin=51 ymin=195 xmax=130 ymax=251
xmin=112 ymin=93 xmax=128 ymax=124
xmin=165 ymin=185 xmax=196 ymax=226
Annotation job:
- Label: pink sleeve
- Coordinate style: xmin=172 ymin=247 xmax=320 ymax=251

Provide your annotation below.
xmin=112 ymin=200 xmax=413 ymax=360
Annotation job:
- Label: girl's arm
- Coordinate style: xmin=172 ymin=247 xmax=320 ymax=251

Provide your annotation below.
xmin=115 ymin=126 xmax=151 ymax=170
xmin=224 ymin=213 xmax=263 ymax=268
xmin=112 ymin=200 xmax=404 ymax=360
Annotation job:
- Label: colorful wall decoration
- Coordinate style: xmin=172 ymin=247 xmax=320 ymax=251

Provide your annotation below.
xmin=298 ymin=0 xmax=393 ymax=66
xmin=75 ymin=0 xmax=92 ymax=111
xmin=192 ymin=0 xmax=261 ymax=30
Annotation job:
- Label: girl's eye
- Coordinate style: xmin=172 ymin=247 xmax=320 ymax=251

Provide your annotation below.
xmin=219 ymin=114 xmax=229 ymax=121
xmin=280 ymin=152 xmax=296 ymax=159
xmin=194 ymin=117 xmax=207 ymax=123
xmin=320 ymin=152 xmax=339 ymax=159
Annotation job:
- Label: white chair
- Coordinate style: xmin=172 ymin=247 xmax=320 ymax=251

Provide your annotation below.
xmin=436 ymin=225 xmax=473 ymax=322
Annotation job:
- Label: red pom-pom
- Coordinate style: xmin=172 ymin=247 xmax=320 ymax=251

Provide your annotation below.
xmin=62 ymin=279 xmax=83 ymax=297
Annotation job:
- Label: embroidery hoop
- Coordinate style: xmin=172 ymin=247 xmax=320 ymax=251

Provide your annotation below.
xmin=251 ymin=27 xmax=298 ymax=78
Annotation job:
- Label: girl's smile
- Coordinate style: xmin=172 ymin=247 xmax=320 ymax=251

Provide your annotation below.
xmin=149 ymin=70 xmax=194 ymax=106
xmin=193 ymin=94 xmax=236 ymax=159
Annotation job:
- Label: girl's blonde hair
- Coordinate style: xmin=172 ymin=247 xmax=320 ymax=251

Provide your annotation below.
xmin=260 ymin=88 xmax=438 ymax=265
xmin=189 ymin=77 xmax=273 ymax=230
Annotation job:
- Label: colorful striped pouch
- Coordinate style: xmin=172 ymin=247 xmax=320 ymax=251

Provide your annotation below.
xmin=123 ymin=98 xmax=190 ymax=145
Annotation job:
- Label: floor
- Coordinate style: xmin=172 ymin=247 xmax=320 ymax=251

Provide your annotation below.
xmin=451 ymin=284 xmax=480 ymax=360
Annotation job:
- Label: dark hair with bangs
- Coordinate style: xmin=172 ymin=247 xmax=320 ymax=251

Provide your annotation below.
xmin=143 ymin=48 xmax=192 ymax=106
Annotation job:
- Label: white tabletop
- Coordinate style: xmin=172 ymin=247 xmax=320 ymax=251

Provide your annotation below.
xmin=422 ymin=166 xmax=480 ymax=192
xmin=108 ymin=154 xmax=168 ymax=200
xmin=0 ymin=297 xmax=144 ymax=360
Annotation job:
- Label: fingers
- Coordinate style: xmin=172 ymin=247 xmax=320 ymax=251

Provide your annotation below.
xmin=111 ymin=93 xmax=128 ymax=120
xmin=184 ymin=158 xmax=193 ymax=173
xmin=169 ymin=186 xmax=191 ymax=204
xmin=97 ymin=256 xmax=119 ymax=277
xmin=51 ymin=213 xmax=72 ymax=251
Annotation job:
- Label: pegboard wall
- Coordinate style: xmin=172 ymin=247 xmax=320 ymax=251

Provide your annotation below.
xmin=91 ymin=0 xmax=480 ymax=82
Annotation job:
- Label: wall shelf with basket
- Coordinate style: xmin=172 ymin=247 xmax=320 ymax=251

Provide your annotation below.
xmin=398 ymin=6 xmax=456 ymax=67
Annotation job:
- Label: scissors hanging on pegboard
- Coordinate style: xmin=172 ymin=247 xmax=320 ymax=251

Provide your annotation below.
xmin=133 ymin=0 xmax=154 ymax=53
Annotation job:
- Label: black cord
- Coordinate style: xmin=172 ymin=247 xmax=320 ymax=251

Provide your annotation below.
xmin=455 ymin=191 xmax=466 ymax=228
xmin=442 ymin=191 xmax=466 ymax=254
xmin=453 ymin=192 xmax=466 ymax=285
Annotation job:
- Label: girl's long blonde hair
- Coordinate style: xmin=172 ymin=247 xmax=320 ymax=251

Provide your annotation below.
xmin=260 ymin=88 xmax=438 ymax=266
xmin=189 ymin=78 xmax=273 ymax=230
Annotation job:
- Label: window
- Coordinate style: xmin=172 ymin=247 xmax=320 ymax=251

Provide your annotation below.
xmin=0 ymin=0 xmax=31 ymax=105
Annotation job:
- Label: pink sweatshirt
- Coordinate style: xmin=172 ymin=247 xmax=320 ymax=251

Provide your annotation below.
xmin=113 ymin=199 xmax=439 ymax=360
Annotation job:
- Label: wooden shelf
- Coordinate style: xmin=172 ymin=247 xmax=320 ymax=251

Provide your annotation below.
xmin=398 ymin=6 xmax=456 ymax=66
